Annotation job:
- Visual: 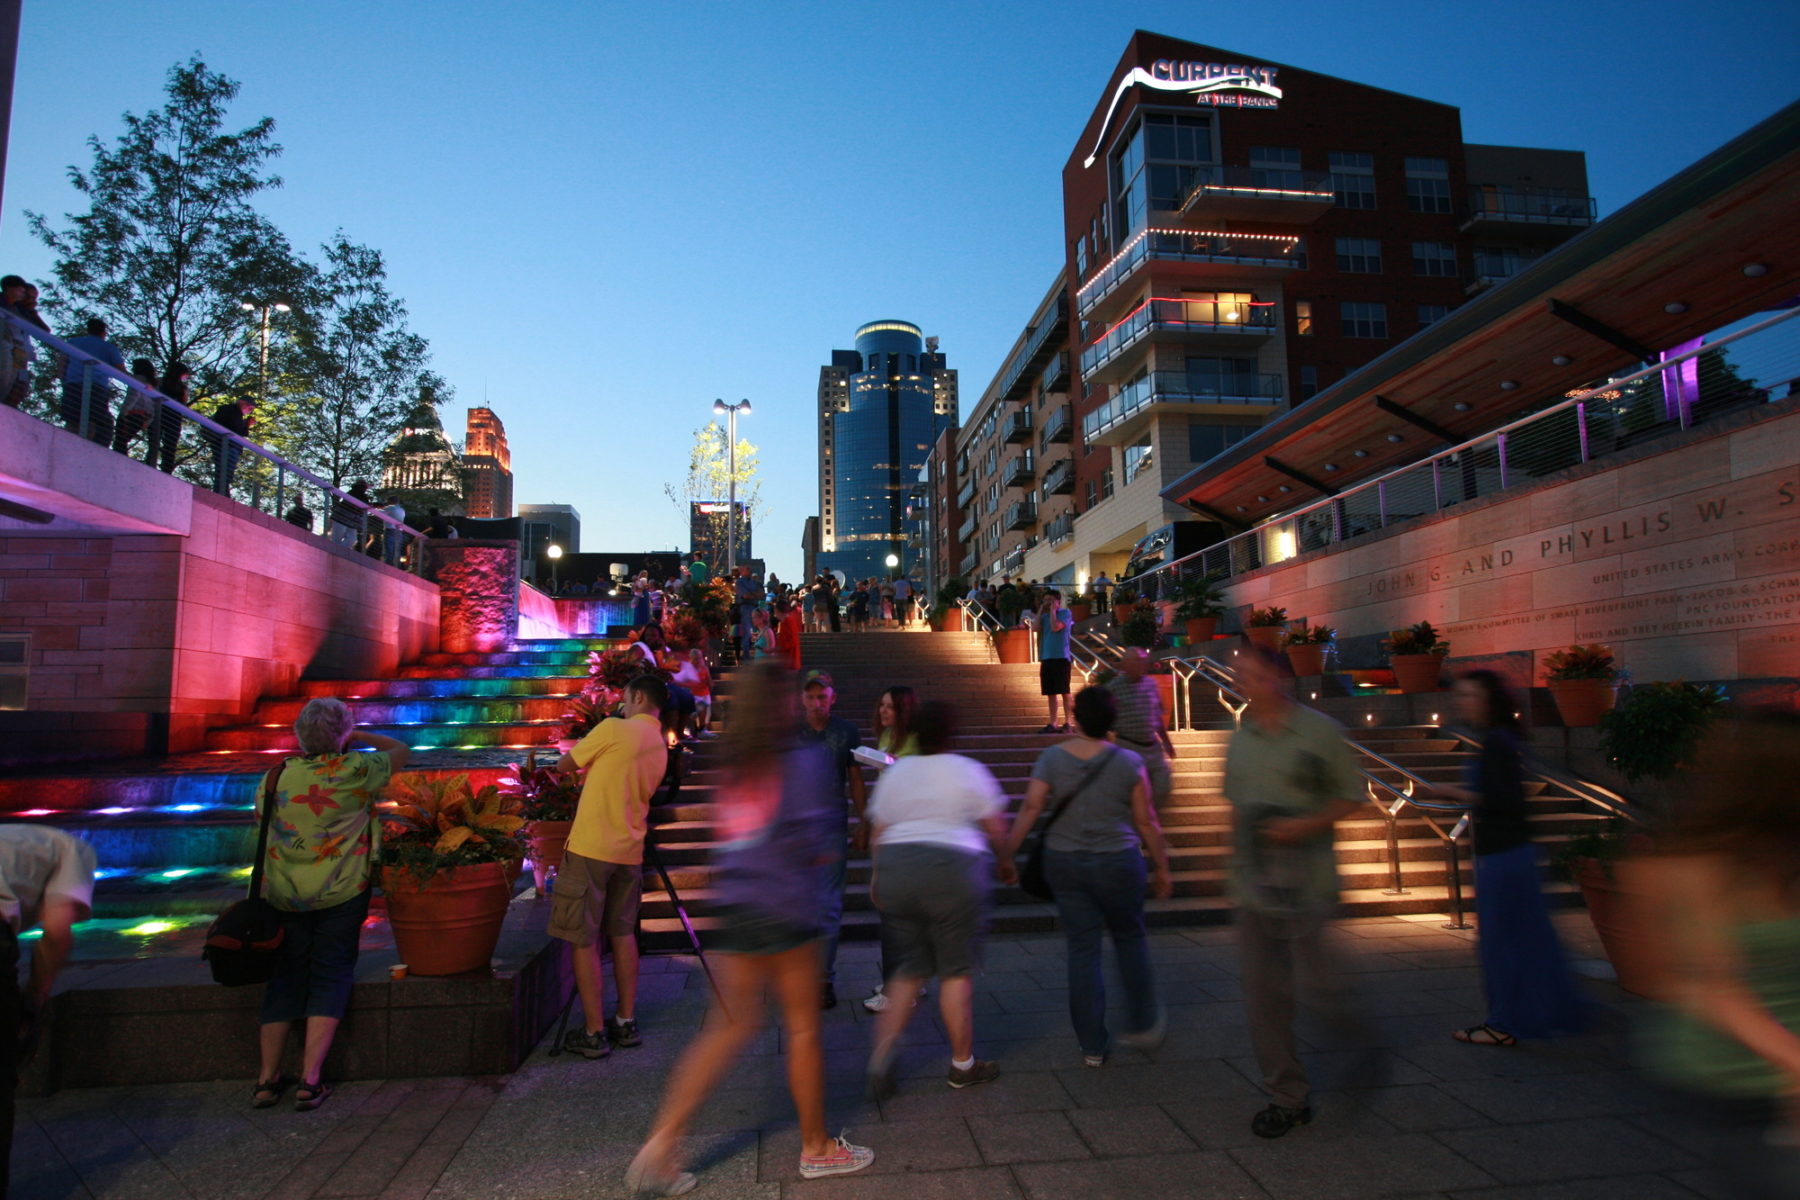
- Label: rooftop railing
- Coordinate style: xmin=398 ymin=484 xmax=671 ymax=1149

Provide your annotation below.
xmin=1463 ymin=187 xmax=1598 ymax=227
xmin=1123 ymin=304 xmax=1800 ymax=597
xmin=3 ymin=311 xmax=426 ymax=569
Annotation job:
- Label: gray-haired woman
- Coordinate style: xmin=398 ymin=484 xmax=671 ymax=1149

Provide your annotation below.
xmin=252 ymin=698 xmax=409 ymax=1112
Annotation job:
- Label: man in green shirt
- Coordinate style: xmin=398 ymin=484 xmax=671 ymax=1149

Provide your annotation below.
xmin=1223 ymin=646 xmax=1364 ymax=1139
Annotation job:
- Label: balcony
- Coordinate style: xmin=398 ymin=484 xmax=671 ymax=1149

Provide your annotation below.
xmin=1083 ymin=370 xmax=1285 ymax=446
xmin=1464 ymin=249 xmax=1548 ymax=295
xmin=1003 ymin=451 xmax=1034 ymax=488
xmin=1039 ymin=352 xmax=1068 ymax=397
xmin=1042 ymin=458 xmax=1075 ymax=495
xmin=1002 ymin=546 xmax=1026 ymax=575
xmin=1005 ymin=498 xmax=1037 ymax=531
xmin=997 ymin=293 xmax=1069 ymax=402
xmin=1045 ymin=511 xmax=1075 ymax=544
xmin=960 ymin=549 xmax=979 ymax=576
xmin=1461 ymin=187 xmax=1597 ymax=238
xmin=1002 ymin=408 xmax=1033 ymax=444
xmin=957 ymin=514 xmax=977 ymax=543
xmin=1075 ymin=228 xmax=1306 ymax=320
xmin=1040 ymin=404 xmax=1073 ymax=445
xmin=1079 ymin=297 xmax=1277 ymax=387
xmin=956 ymin=479 xmax=976 ymax=509
xmin=1178 ymin=165 xmax=1335 ymax=224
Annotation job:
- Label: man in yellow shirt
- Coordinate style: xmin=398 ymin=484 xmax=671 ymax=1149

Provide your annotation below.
xmin=551 ymin=674 xmax=671 ymax=1059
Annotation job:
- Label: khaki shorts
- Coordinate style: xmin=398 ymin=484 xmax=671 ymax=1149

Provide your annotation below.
xmin=547 ymin=851 xmax=642 ymax=946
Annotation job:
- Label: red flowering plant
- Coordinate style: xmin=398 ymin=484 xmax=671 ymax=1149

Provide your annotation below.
xmin=668 ymin=612 xmax=709 ymax=652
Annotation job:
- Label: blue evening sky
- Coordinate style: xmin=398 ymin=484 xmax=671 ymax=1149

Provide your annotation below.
xmin=3 ymin=1 xmax=1795 ymax=580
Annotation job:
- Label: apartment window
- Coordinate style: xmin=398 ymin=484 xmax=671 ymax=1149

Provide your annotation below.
xmin=1085 ymin=479 xmax=1097 ymax=508
xmin=1248 ymin=145 xmax=1303 ymax=190
xmin=1123 ymin=442 xmax=1153 ymax=484
xmin=1418 ymin=304 xmax=1450 ymax=328
xmin=1336 ymin=237 xmax=1382 ymax=274
xmin=1295 ymin=300 xmax=1313 ymax=336
xmin=1111 ymin=111 xmax=1215 ymax=241
xmin=1404 ymin=156 xmax=1452 ymax=214
xmin=1412 ymin=241 xmax=1457 ymax=277
xmin=1100 ymin=466 xmax=1115 ymax=500
xmin=1188 ymin=422 xmax=1255 ymax=462
xmin=1342 ymin=301 xmax=1389 ymax=339
xmin=1329 ymin=151 xmax=1376 ymax=209
xmin=1299 ymin=366 xmax=1319 ymax=400
xmin=1474 ymin=246 xmax=1541 ymax=280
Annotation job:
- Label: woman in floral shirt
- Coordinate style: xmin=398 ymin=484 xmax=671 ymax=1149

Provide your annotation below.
xmin=252 ymin=698 xmax=409 ymax=1112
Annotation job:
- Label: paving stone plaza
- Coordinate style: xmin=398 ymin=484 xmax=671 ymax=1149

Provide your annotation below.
xmin=15 ymin=912 xmax=1738 ymax=1200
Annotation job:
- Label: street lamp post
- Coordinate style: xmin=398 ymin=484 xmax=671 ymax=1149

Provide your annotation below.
xmin=711 ymin=398 xmax=752 ymax=575
xmin=546 ymin=543 xmax=563 ymax=594
xmin=241 ymin=301 xmax=292 ymax=407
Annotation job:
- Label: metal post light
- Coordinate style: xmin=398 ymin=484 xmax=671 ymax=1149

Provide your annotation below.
xmin=711 ymin=398 xmax=752 ymax=574
xmin=546 ymin=543 xmax=563 ymax=593
xmin=241 ymin=301 xmax=292 ymax=407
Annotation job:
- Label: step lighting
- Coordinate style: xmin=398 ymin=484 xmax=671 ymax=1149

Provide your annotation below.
xmin=124 ymin=920 xmax=177 ymax=936
xmin=163 ymin=804 xmax=208 ymax=813
xmin=16 ymin=808 xmax=58 ymax=817
xmin=157 ymin=868 xmax=200 ymax=880
xmin=97 ymin=806 xmax=134 ymax=815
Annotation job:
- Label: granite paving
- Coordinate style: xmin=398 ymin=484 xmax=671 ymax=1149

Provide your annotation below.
xmin=12 ymin=912 xmax=1749 ymax=1199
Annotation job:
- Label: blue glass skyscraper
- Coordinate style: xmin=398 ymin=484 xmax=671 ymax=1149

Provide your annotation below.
xmin=815 ymin=320 xmax=956 ymax=583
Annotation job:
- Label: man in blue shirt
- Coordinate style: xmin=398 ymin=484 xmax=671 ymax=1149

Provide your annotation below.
xmin=733 ymin=566 xmax=761 ymax=657
xmin=1036 ymin=588 xmax=1074 ymax=732
xmin=60 ymin=318 xmax=125 ymax=446
xmin=796 ymin=670 xmax=866 ymax=1009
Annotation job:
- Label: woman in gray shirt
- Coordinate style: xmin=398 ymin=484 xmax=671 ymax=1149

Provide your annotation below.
xmin=1003 ymin=687 xmax=1172 ymax=1066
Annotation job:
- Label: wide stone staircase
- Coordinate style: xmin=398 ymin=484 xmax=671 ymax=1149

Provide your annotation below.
xmin=637 ymin=629 xmax=1605 ymax=948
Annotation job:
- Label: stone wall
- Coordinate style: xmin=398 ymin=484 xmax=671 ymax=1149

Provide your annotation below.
xmin=425 ymin=540 xmax=520 ymax=653
xmin=1221 ymin=404 xmax=1800 ymax=687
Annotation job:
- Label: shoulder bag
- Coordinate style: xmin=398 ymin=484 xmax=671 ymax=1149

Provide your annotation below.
xmin=202 ymin=764 xmax=287 ymax=986
xmin=1017 ymin=747 xmax=1115 ymax=900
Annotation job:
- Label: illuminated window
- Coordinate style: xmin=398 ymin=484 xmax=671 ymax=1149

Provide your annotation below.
xmin=1295 ymin=300 xmax=1313 ymax=336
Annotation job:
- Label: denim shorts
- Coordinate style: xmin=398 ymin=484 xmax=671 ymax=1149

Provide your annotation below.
xmin=260 ymin=891 xmax=371 ymax=1024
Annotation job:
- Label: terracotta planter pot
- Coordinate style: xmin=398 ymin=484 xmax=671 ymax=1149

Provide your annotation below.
xmin=1390 ymin=653 xmax=1447 ymax=694
xmin=992 ymin=628 xmax=1034 ymax=664
xmin=1572 ymin=859 xmax=1656 ymax=997
xmin=1285 ymin=643 xmax=1327 ymax=676
xmin=1244 ymin=625 xmax=1285 ymax=652
xmin=524 ymin=819 xmax=574 ymax=894
xmin=1112 ymin=604 xmax=1134 ymax=628
xmin=1183 ymin=617 xmax=1218 ymax=645
xmin=1070 ymin=602 xmax=1092 ymax=622
xmin=1548 ymin=677 xmax=1616 ymax=727
xmin=382 ymin=860 xmax=516 ymax=977
xmin=1151 ymin=674 xmax=1176 ymax=729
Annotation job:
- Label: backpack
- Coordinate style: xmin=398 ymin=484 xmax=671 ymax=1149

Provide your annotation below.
xmin=202 ymin=766 xmax=287 ymax=986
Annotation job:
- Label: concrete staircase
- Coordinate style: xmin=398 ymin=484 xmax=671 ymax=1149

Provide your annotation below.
xmin=637 ymin=629 xmax=1603 ymax=949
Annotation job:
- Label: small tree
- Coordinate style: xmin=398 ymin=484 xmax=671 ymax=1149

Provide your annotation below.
xmin=664 ymin=421 xmax=764 ymax=564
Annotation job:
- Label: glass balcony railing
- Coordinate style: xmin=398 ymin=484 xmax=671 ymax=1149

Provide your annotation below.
xmin=1005 ymin=498 xmax=1037 ymax=530
xmin=1179 ymin=165 xmax=1335 ymax=210
xmin=1039 ymin=352 xmax=1068 ymax=396
xmin=1045 ymin=511 xmax=1075 ymax=544
xmin=997 ymin=293 xmax=1069 ymax=401
xmin=1463 ymin=187 xmax=1597 ymax=228
xmin=1002 ymin=408 xmax=1033 ymax=443
xmin=1040 ymin=404 xmax=1073 ymax=445
xmin=1079 ymin=298 xmax=1277 ymax=379
xmin=955 ymin=479 xmax=976 ymax=509
xmin=1042 ymin=458 xmax=1075 ymax=495
xmin=960 ymin=549 xmax=979 ymax=576
xmin=1076 ymin=228 xmax=1306 ymax=316
xmin=956 ymin=514 xmax=977 ymax=542
xmin=1082 ymin=371 xmax=1284 ymax=441
xmin=1003 ymin=451 xmax=1034 ymax=487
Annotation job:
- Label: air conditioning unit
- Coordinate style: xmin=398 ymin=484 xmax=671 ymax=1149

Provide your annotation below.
xmin=0 ymin=633 xmax=28 ymax=710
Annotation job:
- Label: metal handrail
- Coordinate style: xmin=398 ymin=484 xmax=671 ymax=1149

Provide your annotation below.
xmin=1438 ymin=725 xmax=1638 ymax=822
xmin=3 ymin=310 xmax=425 ymax=560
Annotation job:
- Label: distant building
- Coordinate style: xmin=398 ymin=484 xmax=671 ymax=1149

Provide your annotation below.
xmin=801 ymin=515 xmax=820 ymax=582
xmin=381 ymin=400 xmax=463 ymax=513
xmin=519 ymin=503 xmax=580 ymax=585
xmin=689 ymin=499 xmax=751 ymax=568
xmin=461 ymin=407 xmax=513 ymax=518
xmin=816 ymin=320 xmax=957 ymax=582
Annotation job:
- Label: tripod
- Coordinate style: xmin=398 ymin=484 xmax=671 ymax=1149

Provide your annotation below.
xmin=547 ymin=742 xmax=725 ymax=1055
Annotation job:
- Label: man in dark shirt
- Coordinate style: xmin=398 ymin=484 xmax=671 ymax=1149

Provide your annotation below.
xmin=734 ymin=566 xmax=761 ymax=657
xmin=209 ymin=395 xmax=255 ymax=495
xmin=796 ymin=670 xmax=866 ymax=1009
xmin=59 ymin=317 xmax=125 ymax=445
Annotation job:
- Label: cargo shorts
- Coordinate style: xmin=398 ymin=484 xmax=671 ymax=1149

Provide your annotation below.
xmin=547 ymin=850 xmax=642 ymax=946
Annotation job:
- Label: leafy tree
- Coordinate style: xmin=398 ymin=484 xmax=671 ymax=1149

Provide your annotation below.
xmin=269 ymin=232 xmax=433 ymax=488
xmin=663 ymin=421 xmax=763 ymax=565
xmin=26 ymin=56 xmax=306 ymax=405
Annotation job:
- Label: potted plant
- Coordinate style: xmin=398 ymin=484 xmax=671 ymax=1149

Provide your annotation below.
xmin=1543 ymin=644 xmax=1619 ymax=727
xmin=1283 ymin=624 xmax=1334 ymax=677
xmin=1069 ymin=591 xmax=1094 ymax=623
xmin=1598 ymin=680 xmax=1727 ymax=801
xmin=1111 ymin=584 xmax=1139 ymax=629
xmin=995 ymin=586 xmax=1029 ymax=630
xmin=930 ymin=578 xmax=968 ymax=631
xmin=1174 ymin=574 xmax=1226 ymax=645
xmin=555 ymin=689 xmax=617 ymax=752
xmin=1551 ymin=818 xmax=1656 ymax=996
xmin=379 ymin=774 xmax=526 ymax=976
xmin=1243 ymin=605 xmax=1288 ymax=652
xmin=498 ymin=749 xmax=583 ymax=895
xmin=1120 ymin=599 xmax=1159 ymax=650
xmin=1386 ymin=621 xmax=1449 ymax=693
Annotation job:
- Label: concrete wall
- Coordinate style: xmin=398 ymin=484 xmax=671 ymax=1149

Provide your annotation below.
xmin=1221 ymin=404 xmax=1800 ymax=687
xmin=1 ymin=490 xmax=439 ymax=755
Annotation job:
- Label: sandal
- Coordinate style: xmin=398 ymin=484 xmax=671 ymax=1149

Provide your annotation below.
xmin=1452 ymin=1023 xmax=1517 ymax=1047
xmin=294 ymin=1081 xmax=333 ymax=1111
xmin=250 ymin=1075 xmax=287 ymax=1109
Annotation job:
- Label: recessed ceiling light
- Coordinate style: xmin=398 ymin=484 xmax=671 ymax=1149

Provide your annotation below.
xmin=1453 ymin=402 xmax=1472 ymax=412
xmin=1354 ymin=449 xmax=1369 ymax=458
xmin=1552 ymin=355 xmax=1572 ymax=366
xmin=1499 ymin=380 xmax=1520 ymax=390
xmin=1386 ymin=433 xmax=1403 ymax=443
xmin=1235 ymin=505 xmax=1248 ymax=512
xmin=1743 ymin=263 xmax=1769 ymax=277
xmin=1664 ymin=301 xmax=1688 ymax=314
xmin=1278 ymin=484 xmax=1292 ymax=493
xmin=1323 ymin=463 xmax=1339 ymax=472
xmin=1256 ymin=495 xmax=1268 ymax=503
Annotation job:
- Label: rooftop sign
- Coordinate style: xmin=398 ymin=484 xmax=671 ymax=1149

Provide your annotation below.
xmin=1083 ymin=60 xmax=1284 ymax=168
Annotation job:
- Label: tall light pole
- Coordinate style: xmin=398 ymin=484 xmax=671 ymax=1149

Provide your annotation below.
xmin=241 ymin=301 xmax=292 ymax=406
xmin=711 ymin=398 xmax=751 ymax=575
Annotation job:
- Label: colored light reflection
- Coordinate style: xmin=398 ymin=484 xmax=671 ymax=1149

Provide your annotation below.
xmin=16 ymin=809 xmax=58 ymax=817
xmin=157 ymin=868 xmax=199 ymax=880
xmin=124 ymin=920 xmax=177 ymax=935
xmin=94 ymin=867 xmax=132 ymax=880
xmin=97 ymin=806 xmax=133 ymax=815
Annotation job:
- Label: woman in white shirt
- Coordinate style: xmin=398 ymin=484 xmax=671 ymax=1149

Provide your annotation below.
xmin=863 ymin=700 xmax=1011 ymax=1097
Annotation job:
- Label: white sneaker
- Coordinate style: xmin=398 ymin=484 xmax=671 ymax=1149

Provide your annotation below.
xmin=862 ymin=985 xmax=924 ymax=1013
